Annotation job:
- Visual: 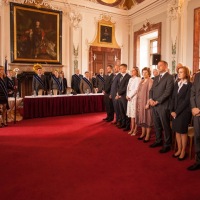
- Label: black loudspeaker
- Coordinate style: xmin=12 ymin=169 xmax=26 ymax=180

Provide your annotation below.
xmin=152 ymin=54 xmax=161 ymax=65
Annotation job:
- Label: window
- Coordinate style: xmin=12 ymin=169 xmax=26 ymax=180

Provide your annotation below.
xmin=150 ymin=39 xmax=158 ymax=69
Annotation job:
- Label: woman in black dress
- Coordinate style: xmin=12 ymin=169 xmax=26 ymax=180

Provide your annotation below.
xmin=0 ymin=66 xmax=8 ymax=127
xmin=171 ymin=66 xmax=192 ymax=160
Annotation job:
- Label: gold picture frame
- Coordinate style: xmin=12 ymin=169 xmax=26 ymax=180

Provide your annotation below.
xmin=10 ymin=3 xmax=62 ymax=64
xmin=99 ymin=23 xmax=113 ymax=44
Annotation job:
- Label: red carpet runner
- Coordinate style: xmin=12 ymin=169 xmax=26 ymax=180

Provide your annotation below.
xmin=0 ymin=113 xmax=199 ymax=200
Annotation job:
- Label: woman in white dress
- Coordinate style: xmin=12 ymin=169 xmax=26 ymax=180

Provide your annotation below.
xmin=126 ymin=67 xmax=141 ymax=135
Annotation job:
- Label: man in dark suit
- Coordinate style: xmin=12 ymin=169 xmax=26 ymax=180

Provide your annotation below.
xmin=96 ymin=68 xmax=106 ymax=93
xmin=188 ymin=72 xmax=200 ymax=170
xmin=71 ymin=69 xmax=83 ymax=94
xmin=116 ymin=64 xmax=131 ymax=130
xmin=110 ymin=65 xmax=122 ymax=125
xmin=103 ymin=65 xmax=114 ymax=122
xmin=149 ymin=60 xmax=174 ymax=153
xmin=32 ymin=65 xmax=46 ymax=95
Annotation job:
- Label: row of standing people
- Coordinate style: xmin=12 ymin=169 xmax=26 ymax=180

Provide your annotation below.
xmin=102 ymin=61 xmax=200 ymax=171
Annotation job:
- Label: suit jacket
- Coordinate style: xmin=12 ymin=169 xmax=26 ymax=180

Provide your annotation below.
xmin=80 ymin=78 xmax=93 ymax=94
xmin=149 ymin=72 xmax=174 ymax=108
xmin=5 ymin=76 xmax=15 ymax=97
xmin=171 ymin=81 xmax=192 ymax=117
xmin=191 ymin=72 xmax=200 ymax=109
xmin=62 ymin=78 xmax=68 ymax=94
xmin=32 ymin=74 xmax=46 ymax=93
xmin=110 ymin=73 xmax=122 ymax=98
xmin=96 ymin=74 xmax=106 ymax=92
xmin=71 ymin=74 xmax=83 ymax=93
xmin=50 ymin=76 xmax=62 ymax=92
xmin=117 ymin=73 xmax=131 ymax=97
xmin=104 ymin=73 xmax=114 ymax=94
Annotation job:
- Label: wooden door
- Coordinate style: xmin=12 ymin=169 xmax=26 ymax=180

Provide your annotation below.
xmin=93 ymin=51 xmax=105 ymax=73
xmin=193 ymin=8 xmax=200 ymax=72
xmin=89 ymin=46 xmax=121 ymax=74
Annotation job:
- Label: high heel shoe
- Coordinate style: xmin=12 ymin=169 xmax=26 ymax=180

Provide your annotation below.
xmin=172 ymin=153 xmax=180 ymax=158
xmin=143 ymin=139 xmax=150 ymax=143
xmin=178 ymin=153 xmax=187 ymax=161
xmin=131 ymin=132 xmax=136 ymax=136
xmin=138 ymin=136 xmax=145 ymax=140
xmin=1 ymin=123 xmax=8 ymax=127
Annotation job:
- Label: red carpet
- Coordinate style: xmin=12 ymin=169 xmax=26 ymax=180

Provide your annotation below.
xmin=0 ymin=113 xmax=200 ymax=200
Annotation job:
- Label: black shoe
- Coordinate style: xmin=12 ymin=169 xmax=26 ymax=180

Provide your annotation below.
xmin=143 ymin=139 xmax=150 ymax=143
xmin=178 ymin=153 xmax=187 ymax=161
xmin=118 ymin=124 xmax=126 ymax=129
xmin=123 ymin=127 xmax=131 ymax=131
xmin=149 ymin=141 xmax=163 ymax=148
xmin=159 ymin=146 xmax=171 ymax=153
xmin=138 ymin=136 xmax=145 ymax=140
xmin=103 ymin=117 xmax=108 ymax=121
xmin=106 ymin=118 xmax=114 ymax=122
xmin=172 ymin=154 xmax=180 ymax=158
xmin=187 ymin=163 xmax=200 ymax=171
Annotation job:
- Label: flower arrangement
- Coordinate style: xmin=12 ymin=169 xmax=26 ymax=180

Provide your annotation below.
xmin=13 ymin=67 xmax=20 ymax=77
xmin=33 ymin=63 xmax=42 ymax=71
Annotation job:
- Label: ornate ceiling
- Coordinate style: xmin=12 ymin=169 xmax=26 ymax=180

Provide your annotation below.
xmin=87 ymin=0 xmax=145 ymax=10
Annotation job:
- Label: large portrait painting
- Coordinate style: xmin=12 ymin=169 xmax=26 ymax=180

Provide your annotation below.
xmin=99 ymin=24 xmax=112 ymax=43
xmin=10 ymin=3 xmax=62 ymax=64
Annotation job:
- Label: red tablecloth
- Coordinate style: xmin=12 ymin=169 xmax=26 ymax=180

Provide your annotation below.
xmin=23 ymin=94 xmax=105 ymax=119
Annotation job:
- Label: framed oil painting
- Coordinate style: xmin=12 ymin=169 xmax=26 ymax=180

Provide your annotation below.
xmin=10 ymin=3 xmax=62 ymax=64
xmin=99 ymin=24 xmax=113 ymax=43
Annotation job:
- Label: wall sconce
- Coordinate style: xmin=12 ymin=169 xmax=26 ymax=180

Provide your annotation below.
xmin=93 ymin=54 xmax=96 ymax=60
xmin=114 ymin=55 xmax=118 ymax=62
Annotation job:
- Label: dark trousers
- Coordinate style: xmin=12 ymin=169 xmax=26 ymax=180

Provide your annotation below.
xmin=104 ymin=93 xmax=114 ymax=120
xmin=194 ymin=116 xmax=200 ymax=163
xmin=118 ymin=97 xmax=130 ymax=128
xmin=152 ymin=106 xmax=172 ymax=147
xmin=112 ymin=97 xmax=121 ymax=122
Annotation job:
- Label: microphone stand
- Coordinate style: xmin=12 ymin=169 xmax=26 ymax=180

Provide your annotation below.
xmin=14 ymin=88 xmax=17 ymax=124
xmin=14 ymin=75 xmax=18 ymax=124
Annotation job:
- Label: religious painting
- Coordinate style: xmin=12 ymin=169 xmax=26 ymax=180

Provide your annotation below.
xmin=99 ymin=24 xmax=113 ymax=43
xmin=10 ymin=3 xmax=62 ymax=64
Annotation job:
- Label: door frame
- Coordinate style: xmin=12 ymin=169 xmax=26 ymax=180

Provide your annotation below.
xmin=89 ymin=46 xmax=121 ymax=73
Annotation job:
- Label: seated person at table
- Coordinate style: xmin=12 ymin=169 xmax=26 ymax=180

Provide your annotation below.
xmin=0 ymin=66 xmax=8 ymax=127
xmin=59 ymin=71 xmax=68 ymax=94
xmin=80 ymin=71 xmax=94 ymax=94
xmin=32 ymin=64 xmax=46 ymax=95
xmin=50 ymin=70 xmax=63 ymax=95
xmin=5 ymin=70 xmax=16 ymax=97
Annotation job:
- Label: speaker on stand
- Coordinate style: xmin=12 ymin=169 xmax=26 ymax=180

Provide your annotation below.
xmin=152 ymin=54 xmax=161 ymax=65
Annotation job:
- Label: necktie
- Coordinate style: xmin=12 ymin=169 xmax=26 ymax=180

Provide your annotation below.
xmin=159 ymin=75 xmax=162 ymax=82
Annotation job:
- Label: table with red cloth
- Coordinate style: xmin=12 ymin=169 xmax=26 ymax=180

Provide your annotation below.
xmin=23 ymin=94 xmax=105 ymax=119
